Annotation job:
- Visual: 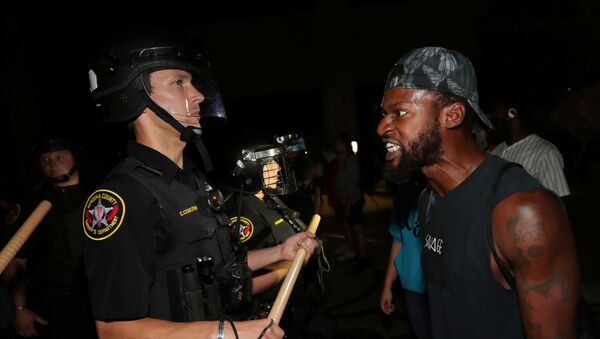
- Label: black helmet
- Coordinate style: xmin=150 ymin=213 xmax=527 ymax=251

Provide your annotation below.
xmin=88 ymin=28 xmax=226 ymax=123
xmin=28 ymin=131 xmax=80 ymax=184
xmin=88 ymin=27 xmax=226 ymax=171
xmin=230 ymin=143 xmax=298 ymax=196
xmin=214 ymin=129 xmax=297 ymax=195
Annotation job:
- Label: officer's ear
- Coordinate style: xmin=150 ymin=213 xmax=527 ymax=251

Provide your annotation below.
xmin=442 ymin=101 xmax=466 ymax=129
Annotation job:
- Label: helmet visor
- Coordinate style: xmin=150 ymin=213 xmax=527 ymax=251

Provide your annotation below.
xmin=243 ymin=145 xmax=298 ymax=195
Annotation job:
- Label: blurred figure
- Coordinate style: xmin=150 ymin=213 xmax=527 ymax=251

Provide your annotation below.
xmin=487 ymin=88 xmax=570 ymax=197
xmin=286 ymin=158 xmax=325 ymax=225
xmin=380 ymin=176 xmax=431 ymax=339
xmin=327 ymin=133 xmax=366 ymax=262
xmin=1 ymin=131 xmax=96 ymax=339
xmin=222 ymin=140 xmax=332 ymax=338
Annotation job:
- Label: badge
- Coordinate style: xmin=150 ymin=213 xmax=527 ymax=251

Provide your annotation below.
xmin=82 ymin=189 xmax=126 ymax=240
xmin=229 ymin=216 xmax=254 ymax=243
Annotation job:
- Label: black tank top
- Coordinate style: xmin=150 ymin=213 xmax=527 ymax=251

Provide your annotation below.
xmin=421 ymin=154 xmax=543 ymax=339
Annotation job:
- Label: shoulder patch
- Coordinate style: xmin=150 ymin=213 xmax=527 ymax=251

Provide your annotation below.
xmin=83 ymin=189 xmax=126 ymax=241
xmin=229 ymin=216 xmax=254 ymax=243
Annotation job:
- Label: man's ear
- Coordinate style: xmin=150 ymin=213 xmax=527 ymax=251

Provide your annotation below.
xmin=443 ymin=102 xmax=466 ymax=128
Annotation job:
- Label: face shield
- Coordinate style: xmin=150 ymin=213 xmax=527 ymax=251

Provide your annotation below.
xmin=242 ymin=145 xmax=297 ymax=195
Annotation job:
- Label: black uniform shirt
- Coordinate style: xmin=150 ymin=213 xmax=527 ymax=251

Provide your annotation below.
xmin=227 ymin=194 xmax=296 ymax=250
xmin=6 ymin=184 xmax=87 ymax=288
xmin=83 ymin=141 xmax=228 ymax=321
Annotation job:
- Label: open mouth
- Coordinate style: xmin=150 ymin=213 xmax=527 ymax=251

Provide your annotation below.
xmin=386 ymin=143 xmax=400 ymax=153
xmin=385 ymin=142 xmax=401 ymax=161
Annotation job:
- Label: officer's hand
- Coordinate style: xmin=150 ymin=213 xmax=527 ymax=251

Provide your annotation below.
xmin=280 ymin=232 xmax=318 ymax=263
xmin=15 ymin=307 xmax=48 ymax=337
xmin=234 ymin=319 xmax=284 ymax=339
xmin=380 ymin=287 xmax=395 ymax=315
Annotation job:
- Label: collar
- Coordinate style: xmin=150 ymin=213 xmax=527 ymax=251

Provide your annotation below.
xmin=126 ymin=141 xmax=198 ymax=182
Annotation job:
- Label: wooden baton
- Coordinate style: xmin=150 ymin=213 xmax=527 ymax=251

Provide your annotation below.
xmin=0 ymin=200 xmax=52 ymax=274
xmin=268 ymin=213 xmax=321 ymax=324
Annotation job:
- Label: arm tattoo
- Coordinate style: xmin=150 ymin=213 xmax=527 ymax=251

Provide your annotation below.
xmin=507 ymin=207 xmax=572 ymax=300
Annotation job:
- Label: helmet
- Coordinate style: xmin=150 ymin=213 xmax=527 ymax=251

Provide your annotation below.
xmin=88 ymin=28 xmax=226 ymax=124
xmin=230 ymin=143 xmax=298 ymax=196
xmin=28 ymin=131 xmax=80 ymax=184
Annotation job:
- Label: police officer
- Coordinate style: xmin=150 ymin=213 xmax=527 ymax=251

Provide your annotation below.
xmin=223 ymin=141 xmax=305 ymax=293
xmin=220 ymin=138 xmax=332 ymax=338
xmin=2 ymin=131 xmax=96 ymax=338
xmin=83 ymin=28 xmax=318 ymax=338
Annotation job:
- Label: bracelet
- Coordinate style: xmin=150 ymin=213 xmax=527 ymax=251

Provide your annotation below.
xmin=217 ymin=319 xmax=225 ymax=339
xmin=226 ymin=319 xmax=239 ymax=339
xmin=15 ymin=305 xmax=27 ymax=311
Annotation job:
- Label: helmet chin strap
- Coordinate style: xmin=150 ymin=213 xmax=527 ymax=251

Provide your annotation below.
xmin=144 ymin=97 xmax=214 ymax=172
xmin=49 ymin=166 xmax=76 ymax=184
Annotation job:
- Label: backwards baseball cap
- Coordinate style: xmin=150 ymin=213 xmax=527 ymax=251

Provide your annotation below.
xmin=384 ymin=46 xmax=493 ymax=129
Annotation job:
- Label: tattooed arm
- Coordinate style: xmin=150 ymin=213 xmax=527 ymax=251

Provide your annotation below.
xmin=492 ymin=189 xmax=580 ymax=339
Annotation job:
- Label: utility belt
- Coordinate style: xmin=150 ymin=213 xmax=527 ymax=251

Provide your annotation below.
xmin=180 ymin=250 xmax=252 ymax=321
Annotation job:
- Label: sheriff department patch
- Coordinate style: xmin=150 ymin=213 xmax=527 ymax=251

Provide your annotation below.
xmin=229 ymin=216 xmax=254 ymax=243
xmin=83 ymin=189 xmax=126 ymax=240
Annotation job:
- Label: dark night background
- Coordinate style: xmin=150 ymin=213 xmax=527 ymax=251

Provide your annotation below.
xmin=1 ymin=1 xmax=600 ymax=336
xmin=1 ymin=0 xmax=599 ymax=193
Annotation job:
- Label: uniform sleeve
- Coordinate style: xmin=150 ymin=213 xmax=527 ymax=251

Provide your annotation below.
xmin=83 ymin=176 xmax=158 ymax=320
xmin=227 ymin=195 xmax=273 ymax=249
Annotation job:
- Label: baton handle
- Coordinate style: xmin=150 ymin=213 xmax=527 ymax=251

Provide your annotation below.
xmin=0 ymin=200 xmax=52 ymax=274
xmin=268 ymin=214 xmax=320 ymax=324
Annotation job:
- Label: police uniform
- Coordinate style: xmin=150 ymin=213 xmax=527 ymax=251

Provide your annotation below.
xmin=5 ymin=183 xmax=96 ymax=338
xmin=227 ymin=194 xmax=298 ymax=250
xmin=83 ymin=141 xmax=244 ymax=322
xmin=227 ymin=193 xmax=330 ymax=338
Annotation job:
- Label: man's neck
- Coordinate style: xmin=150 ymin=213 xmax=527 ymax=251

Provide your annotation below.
xmin=421 ymin=137 xmax=486 ymax=197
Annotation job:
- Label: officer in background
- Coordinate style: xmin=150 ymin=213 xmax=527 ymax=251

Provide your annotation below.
xmin=220 ymin=136 xmax=333 ymax=338
xmin=1 ymin=131 xmax=96 ymax=338
xmin=83 ymin=28 xmax=318 ymax=338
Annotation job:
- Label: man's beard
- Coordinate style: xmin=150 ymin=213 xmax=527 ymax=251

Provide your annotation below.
xmin=383 ymin=119 xmax=443 ymax=184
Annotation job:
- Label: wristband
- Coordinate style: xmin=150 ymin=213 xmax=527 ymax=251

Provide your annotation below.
xmin=217 ymin=319 xmax=225 ymax=339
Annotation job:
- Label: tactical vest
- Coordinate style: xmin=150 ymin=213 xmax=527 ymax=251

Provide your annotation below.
xmin=111 ymin=158 xmax=240 ymax=321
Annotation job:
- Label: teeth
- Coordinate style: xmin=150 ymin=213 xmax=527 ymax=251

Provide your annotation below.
xmin=386 ymin=143 xmax=400 ymax=153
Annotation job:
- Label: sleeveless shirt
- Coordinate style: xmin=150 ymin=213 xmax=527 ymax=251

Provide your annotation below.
xmin=421 ymin=154 xmax=543 ymax=338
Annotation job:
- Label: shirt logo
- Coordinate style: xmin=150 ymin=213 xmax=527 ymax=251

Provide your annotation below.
xmin=424 ymin=234 xmax=443 ymax=254
xmin=83 ymin=189 xmax=126 ymax=241
xmin=229 ymin=216 xmax=254 ymax=243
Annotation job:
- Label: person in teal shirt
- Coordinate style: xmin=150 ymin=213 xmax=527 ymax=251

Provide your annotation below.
xmin=380 ymin=178 xmax=431 ymax=339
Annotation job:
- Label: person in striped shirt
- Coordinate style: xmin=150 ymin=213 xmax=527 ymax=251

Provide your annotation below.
xmin=487 ymin=90 xmax=571 ymax=197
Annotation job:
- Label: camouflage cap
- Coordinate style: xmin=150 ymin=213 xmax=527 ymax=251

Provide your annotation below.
xmin=384 ymin=46 xmax=493 ymax=129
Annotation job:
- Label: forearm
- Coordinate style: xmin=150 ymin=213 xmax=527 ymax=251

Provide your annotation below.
xmin=383 ymin=242 xmax=401 ymax=290
xmin=251 ymin=263 xmax=290 ymax=295
xmin=3 ymin=259 xmax=27 ymax=307
xmin=247 ymin=246 xmax=283 ymax=271
xmin=97 ymin=317 xmax=276 ymax=339
xmin=96 ymin=318 xmax=219 ymax=339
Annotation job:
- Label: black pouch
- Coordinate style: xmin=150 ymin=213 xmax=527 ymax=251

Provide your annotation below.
xmin=217 ymin=252 xmax=252 ymax=314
